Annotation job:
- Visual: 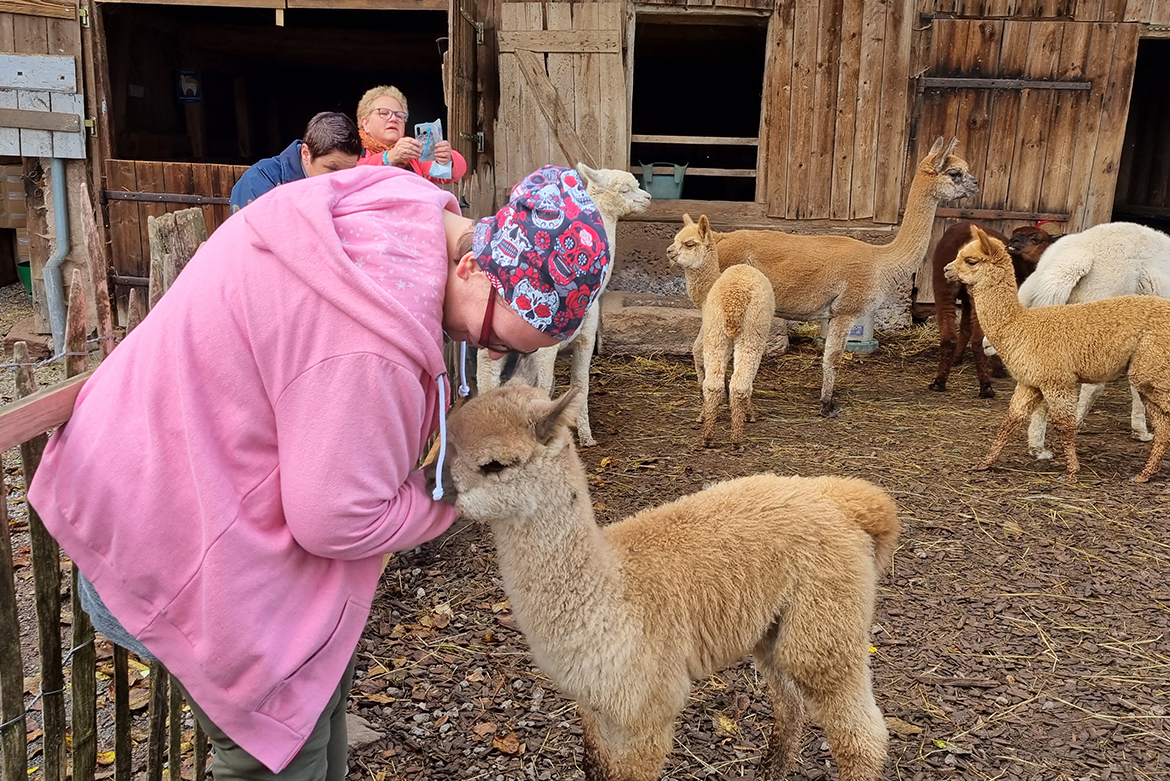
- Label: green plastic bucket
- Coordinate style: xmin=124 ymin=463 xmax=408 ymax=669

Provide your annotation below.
xmin=639 ymin=163 xmax=686 ymax=200
xmin=16 ymin=260 xmax=31 ymax=296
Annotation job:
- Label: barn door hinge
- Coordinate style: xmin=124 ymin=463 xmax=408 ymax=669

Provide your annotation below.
xmin=459 ymin=7 xmax=484 ymax=45
xmin=78 ymin=6 xmax=90 ymax=27
xmin=460 ymin=131 xmax=484 ymax=153
xmin=84 ymin=118 xmax=96 ymax=136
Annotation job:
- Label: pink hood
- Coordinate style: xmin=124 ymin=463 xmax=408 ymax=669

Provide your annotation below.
xmin=29 ymin=166 xmax=460 ymax=770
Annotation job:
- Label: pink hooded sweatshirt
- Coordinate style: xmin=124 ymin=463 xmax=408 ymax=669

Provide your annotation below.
xmin=28 ymin=166 xmax=460 ymax=771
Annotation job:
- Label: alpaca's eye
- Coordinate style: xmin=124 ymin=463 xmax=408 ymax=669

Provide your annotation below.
xmin=685 ymin=241 xmax=696 ymax=247
xmin=965 ymin=258 xmax=977 ymax=265
xmin=948 ymin=170 xmax=962 ymax=178
xmin=480 ymin=460 xmax=507 ymax=474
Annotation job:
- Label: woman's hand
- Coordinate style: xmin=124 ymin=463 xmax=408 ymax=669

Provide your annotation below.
xmin=385 ymin=137 xmax=422 ymax=166
xmin=434 ymin=140 xmax=452 ymax=165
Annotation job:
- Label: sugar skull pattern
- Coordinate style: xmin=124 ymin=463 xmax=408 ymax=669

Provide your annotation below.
xmin=474 ymin=166 xmax=610 ymax=341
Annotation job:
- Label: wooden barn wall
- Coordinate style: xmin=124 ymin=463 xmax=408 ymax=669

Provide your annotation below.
xmin=908 ymin=15 xmax=1142 ymax=303
xmin=761 ymin=0 xmax=913 ymax=224
xmin=924 ymin=0 xmax=1133 ymax=21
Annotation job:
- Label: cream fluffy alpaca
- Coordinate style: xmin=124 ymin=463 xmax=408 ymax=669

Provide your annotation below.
xmin=705 ymin=137 xmax=978 ymax=417
xmin=945 ymin=229 xmax=1170 ymax=483
xmin=476 ymin=164 xmax=650 ymax=446
xmin=668 ymin=213 xmax=775 ymax=447
xmin=435 ymin=381 xmax=899 ymax=781
xmin=1015 ymin=222 xmax=1170 ymax=458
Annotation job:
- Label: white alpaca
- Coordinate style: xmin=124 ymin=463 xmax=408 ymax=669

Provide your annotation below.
xmin=476 ymin=163 xmax=651 ymax=446
xmin=1014 ymin=222 xmax=1170 ymax=459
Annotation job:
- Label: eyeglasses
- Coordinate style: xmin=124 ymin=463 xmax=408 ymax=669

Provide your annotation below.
xmin=478 ymin=285 xmax=540 ymax=355
xmin=370 ymin=108 xmax=408 ymax=122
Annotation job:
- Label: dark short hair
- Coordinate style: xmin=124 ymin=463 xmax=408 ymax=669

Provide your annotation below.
xmin=302 ymin=112 xmax=362 ymax=158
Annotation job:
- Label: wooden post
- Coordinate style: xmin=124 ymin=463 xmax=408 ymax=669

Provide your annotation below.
xmin=66 ymin=269 xmax=97 ymax=781
xmin=147 ymin=216 xmax=164 ymax=311
xmin=125 ymin=287 xmax=145 ymax=335
xmin=16 ymin=343 xmax=65 ymax=781
xmin=148 ymin=208 xmax=207 ymax=300
xmin=168 ymin=680 xmax=182 ymax=780
xmin=0 ymin=461 xmax=28 ymax=781
xmin=194 ymin=722 xmax=209 ymax=781
xmin=113 ymin=646 xmax=131 ymax=781
xmin=146 ymin=662 xmax=168 ymax=781
xmin=81 ymin=180 xmax=115 ymax=360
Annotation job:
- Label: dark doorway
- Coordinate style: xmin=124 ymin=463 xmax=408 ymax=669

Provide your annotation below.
xmin=1113 ymin=39 xmax=1170 ymax=233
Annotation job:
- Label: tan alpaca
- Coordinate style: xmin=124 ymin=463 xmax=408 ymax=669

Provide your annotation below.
xmin=944 ymin=228 xmax=1170 ymax=483
xmin=476 ymin=164 xmax=651 ymax=446
xmin=707 ymin=137 xmax=978 ymax=417
xmin=668 ymin=213 xmax=775 ymax=447
xmin=436 ymin=382 xmax=899 ymax=781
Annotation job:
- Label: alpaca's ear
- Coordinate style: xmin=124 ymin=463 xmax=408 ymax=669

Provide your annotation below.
xmin=576 ymin=163 xmax=605 ymax=188
xmin=697 ymin=214 xmax=711 ymax=237
xmin=682 ymin=213 xmax=694 ymax=226
xmin=944 ymin=137 xmax=959 ymax=158
xmin=504 ymin=353 xmax=543 ymax=389
xmin=928 ymin=136 xmax=945 ymax=158
xmin=534 ymin=387 xmax=581 ymax=446
xmin=974 ymin=227 xmax=995 ymax=257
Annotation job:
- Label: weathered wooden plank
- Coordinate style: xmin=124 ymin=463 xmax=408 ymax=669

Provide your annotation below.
xmin=134 ymin=161 xmax=166 ymax=280
xmin=189 ymin=163 xmax=217 ymax=233
xmin=596 ymin=2 xmax=626 ymax=169
xmin=785 ymin=0 xmax=815 ymax=218
xmin=545 ymin=2 xmax=574 ymax=169
xmin=287 ymin=0 xmax=445 ymax=8
xmin=446 ymin=0 xmax=475 ymax=171
xmin=0 ymin=103 xmax=77 ymax=130
xmin=498 ymin=2 xmax=524 ymax=202
xmin=516 ymin=49 xmax=598 ymax=169
xmin=125 ymin=286 xmax=144 ymax=335
xmin=1063 ymin=22 xmax=1114 ymax=229
xmin=162 ymin=161 xmax=195 ymax=215
xmin=113 ymin=646 xmax=131 ymax=781
xmin=631 ymin=133 xmax=759 ymax=145
xmin=759 ymin=1 xmax=792 ymax=209
xmin=48 ymin=91 xmax=83 ymax=157
xmin=145 ymin=662 xmax=168 ymax=781
xmin=498 ymin=29 xmax=620 ymax=53
xmin=521 ymin=1 xmax=549 ymax=170
xmin=0 ymin=52 xmax=74 ymax=91
xmin=0 ymin=465 xmax=27 ymax=781
xmin=1006 ymin=21 xmax=1063 ymax=216
xmin=806 ymin=0 xmax=843 ymax=219
xmin=0 ymin=89 xmax=18 ymax=154
xmin=0 ymin=369 xmax=90 ymax=452
xmin=0 ymin=1 xmax=76 ymax=19
xmin=574 ymin=2 xmax=602 ymax=169
xmin=168 ymin=680 xmax=182 ymax=781
xmin=79 ymin=179 xmax=113 ymax=360
xmin=830 ymin=0 xmax=863 ymax=219
xmin=16 ymin=88 xmax=52 ymax=155
xmin=1038 ymin=21 xmax=1090 ymax=216
xmin=978 ymin=21 xmax=1032 ymax=214
xmin=848 ymin=0 xmax=887 ymax=220
xmin=874 ymin=0 xmax=912 ymax=224
xmin=1079 ymin=21 xmax=1140 ymax=225
xmin=105 ymin=159 xmax=142 ymax=276
xmin=210 ymin=165 xmax=238 ymax=232
xmin=955 ymin=20 xmax=1004 ymax=209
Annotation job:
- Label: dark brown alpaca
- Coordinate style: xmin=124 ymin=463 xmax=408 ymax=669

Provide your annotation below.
xmin=929 ymin=223 xmax=1056 ymax=397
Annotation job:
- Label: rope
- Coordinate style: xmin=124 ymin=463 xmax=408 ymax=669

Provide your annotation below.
xmin=0 ymin=637 xmax=95 ymax=731
xmin=0 ymin=334 xmax=119 ymax=371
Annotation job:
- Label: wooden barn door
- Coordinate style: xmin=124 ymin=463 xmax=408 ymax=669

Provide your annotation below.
xmin=495 ymin=1 xmax=627 ymax=205
xmin=909 ymin=18 xmax=1141 ymax=303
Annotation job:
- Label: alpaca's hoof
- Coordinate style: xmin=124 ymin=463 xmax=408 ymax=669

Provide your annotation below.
xmin=1133 ymin=431 xmax=1155 ymax=442
xmin=928 ymin=378 xmax=946 ymax=392
xmin=819 ymin=401 xmax=841 ymax=418
xmin=1059 ymin=472 xmax=1079 ymax=484
xmin=1031 ymin=449 xmax=1055 ymax=461
xmin=577 ymin=436 xmax=597 ymax=448
xmin=1131 ymin=473 xmax=1151 ymax=483
xmin=973 ymin=460 xmax=993 ymax=472
xmin=978 ymin=384 xmax=996 ymax=399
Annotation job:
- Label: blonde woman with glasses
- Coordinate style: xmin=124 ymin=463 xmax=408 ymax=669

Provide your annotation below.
xmin=356 ymin=85 xmax=467 ymax=183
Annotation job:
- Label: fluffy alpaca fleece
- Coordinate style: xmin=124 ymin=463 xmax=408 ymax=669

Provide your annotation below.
xmin=944 ymin=228 xmax=1170 ymax=483
xmin=1013 ymin=222 xmax=1170 ymax=458
xmin=668 ymin=214 xmax=775 ymax=447
xmin=706 ymin=137 xmax=978 ymax=417
xmin=929 ymin=223 xmax=1054 ymax=397
xmin=435 ymin=382 xmax=900 ymax=781
xmin=476 ymin=164 xmax=650 ymax=446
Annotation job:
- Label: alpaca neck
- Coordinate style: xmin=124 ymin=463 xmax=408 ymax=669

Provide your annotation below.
xmin=966 ymin=268 xmax=1025 ymax=353
xmin=683 ymin=252 xmax=721 ymax=308
xmin=874 ymin=173 xmax=941 ymax=274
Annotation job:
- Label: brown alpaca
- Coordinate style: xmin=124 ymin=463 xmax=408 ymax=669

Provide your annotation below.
xmin=929 ymin=223 xmax=1055 ymax=397
xmin=944 ymin=229 xmax=1170 ymax=483
xmin=706 ymin=136 xmax=978 ymax=417
xmin=434 ymin=382 xmax=900 ymax=781
xmin=668 ymin=214 xmax=776 ymax=447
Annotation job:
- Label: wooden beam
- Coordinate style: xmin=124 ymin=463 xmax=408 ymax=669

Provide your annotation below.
xmin=631 ymin=134 xmax=758 ymax=146
xmin=934 ymin=207 xmax=1069 ymax=222
xmin=498 ymin=30 xmax=621 ymax=54
xmin=0 ymin=370 xmax=92 ymax=453
xmin=96 ymin=0 xmax=284 ymax=7
xmin=633 ymin=166 xmax=756 ymax=177
xmin=918 ymin=76 xmax=1092 ymax=91
xmin=0 ymin=0 xmax=76 ymax=19
xmin=287 ymin=0 xmax=448 ymax=8
xmin=1143 ymin=24 xmax=1170 ymax=39
xmin=513 ymin=49 xmax=597 ymax=169
xmin=0 ymin=106 xmax=79 ymax=132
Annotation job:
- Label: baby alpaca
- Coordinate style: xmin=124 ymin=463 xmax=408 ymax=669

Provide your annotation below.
xmin=945 ymin=228 xmax=1170 ymax=483
xmin=669 ymin=214 xmax=775 ymax=447
xmin=929 ymin=223 xmax=1054 ymax=397
xmin=476 ymin=163 xmax=651 ymax=446
xmin=1015 ymin=222 xmax=1170 ymax=458
xmin=438 ymin=382 xmax=899 ymax=781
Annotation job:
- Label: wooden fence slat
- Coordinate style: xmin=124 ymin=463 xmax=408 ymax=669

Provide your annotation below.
xmin=545 ymin=2 xmax=575 ymax=169
xmin=522 ymin=2 xmax=549 ymax=171
xmin=977 ymin=21 xmax=1032 ymax=213
xmin=807 ymin=0 xmax=843 ymax=220
xmin=874 ymin=0 xmax=912 ymax=224
xmin=189 ymin=163 xmax=217 ymax=234
xmin=105 ymin=159 xmax=143 ymax=276
xmin=848 ymin=0 xmax=884 ymax=220
xmin=134 ymin=162 xmax=167 ymax=280
xmin=168 ymin=679 xmax=182 ymax=781
xmin=125 ymin=287 xmax=145 ymax=336
xmin=573 ymin=3 xmax=602 ymax=171
xmin=1038 ymin=21 xmax=1090 ymax=217
xmin=17 ymin=343 xmax=65 ymax=781
xmin=0 ymin=464 xmax=28 ymax=781
xmin=161 ymin=162 xmax=195 ymax=216
xmin=596 ymin=2 xmax=626 ymax=169
xmin=146 ymin=662 xmax=168 ymax=781
xmin=830 ymin=0 xmax=863 ymax=219
xmin=785 ymin=0 xmax=815 ymax=218
xmin=194 ymin=721 xmax=209 ymax=781
xmin=0 ymin=370 xmax=91 ymax=453
xmin=80 ymin=178 xmax=115 ymax=360
xmin=1079 ymin=21 xmax=1140 ymax=226
xmin=113 ymin=646 xmax=132 ymax=781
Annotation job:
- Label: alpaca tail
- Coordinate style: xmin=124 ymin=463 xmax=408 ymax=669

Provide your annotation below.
xmin=723 ymin=306 xmax=745 ymax=340
xmin=817 ymin=477 xmax=901 ymax=572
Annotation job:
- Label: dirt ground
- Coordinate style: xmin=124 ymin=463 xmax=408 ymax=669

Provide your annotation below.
xmin=351 ymin=327 xmax=1170 ymax=781
xmin=6 ymin=296 xmax=1169 ymax=780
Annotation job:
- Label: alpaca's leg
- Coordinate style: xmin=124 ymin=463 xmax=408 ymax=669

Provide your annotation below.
xmin=692 ymin=328 xmax=705 ymax=423
xmin=1027 ymin=403 xmax=1054 ymax=460
xmin=978 ymin=384 xmax=1044 ymax=470
xmin=475 ymin=348 xmax=504 ymax=396
xmin=701 ymin=335 xmax=731 ymax=447
xmin=1128 ymin=383 xmax=1153 ymax=442
xmin=800 ymin=676 xmax=887 ymax=781
xmin=728 ymin=340 xmax=766 ymax=448
xmin=580 ymin=708 xmax=674 ymax=781
xmin=929 ymin=298 xmax=959 ymax=392
xmin=751 ymin=649 xmax=805 ymax=780
xmin=1075 ymin=382 xmax=1106 ymax=430
xmin=1044 ymin=388 xmax=1081 ymax=482
xmin=968 ymin=304 xmax=996 ymax=398
xmin=569 ymin=309 xmax=600 ymax=447
xmin=819 ymin=316 xmax=852 ymax=417
xmin=953 ymin=297 xmax=973 ymax=366
xmin=1134 ymin=396 xmax=1170 ymax=482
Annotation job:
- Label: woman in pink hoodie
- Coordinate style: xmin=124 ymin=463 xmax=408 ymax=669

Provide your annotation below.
xmin=28 ymin=165 xmax=610 ymax=778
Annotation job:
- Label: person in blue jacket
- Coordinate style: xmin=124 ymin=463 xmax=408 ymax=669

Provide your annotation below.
xmin=230 ymin=112 xmax=362 ymax=212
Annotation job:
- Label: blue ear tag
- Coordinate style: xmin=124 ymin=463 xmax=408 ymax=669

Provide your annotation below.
xmin=415 ymin=119 xmax=453 ymax=179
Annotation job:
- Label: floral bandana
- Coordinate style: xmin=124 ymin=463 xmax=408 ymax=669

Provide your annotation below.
xmin=472 ymin=166 xmax=610 ymax=340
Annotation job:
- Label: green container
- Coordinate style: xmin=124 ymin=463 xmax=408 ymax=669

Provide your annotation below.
xmin=639 ymin=163 xmax=686 ymax=200
xmin=16 ymin=260 xmax=31 ymax=296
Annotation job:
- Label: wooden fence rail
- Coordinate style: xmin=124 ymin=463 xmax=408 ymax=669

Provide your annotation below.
xmin=0 ymin=209 xmax=210 ymax=781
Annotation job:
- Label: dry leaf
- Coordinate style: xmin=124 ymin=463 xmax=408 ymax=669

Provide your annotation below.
xmin=492 ymin=732 xmax=525 ymax=755
xmin=432 ymin=612 xmax=450 ymax=629
xmin=599 ymin=457 xmax=612 ymax=469
xmin=713 ymin=712 xmax=738 ymax=735
xmin=25 ymin=729 xmax=43 ymax=744
xmin=96 ymin=750 xmax=116 ymax=766
xmin=127 ymin=686 xmax=151 ymax=711
xmin=491 ymin=600 xmax=511 ymax=614
xmin=1002 ymin=519 xmax=1023 ymax=537
xmin=466 ymin=670 xmax=485 ymax=683
xmin=884 ymin=716 xmax=923 ymax=737
xmin=473 ymin=721 xmax=498 ymax=737
xmin=363 ymin=692 xmax=397 ymax=705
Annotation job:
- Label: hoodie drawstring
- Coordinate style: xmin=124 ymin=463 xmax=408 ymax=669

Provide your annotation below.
xmin=431 ymin=373 xmax=451 ymax=501
xmin=458 ymin=342 xmax=470 ymax=397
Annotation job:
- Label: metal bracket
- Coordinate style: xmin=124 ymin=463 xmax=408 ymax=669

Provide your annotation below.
xmin=460 ymin=131 xmax=484 ymax=154
xmin=84 ymin=118 xmax=96 ymax=137
xmin=459 ymin=6 xmax=484 ymax=45
xmin=78 ymin=6 xmax=90 ymax=27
